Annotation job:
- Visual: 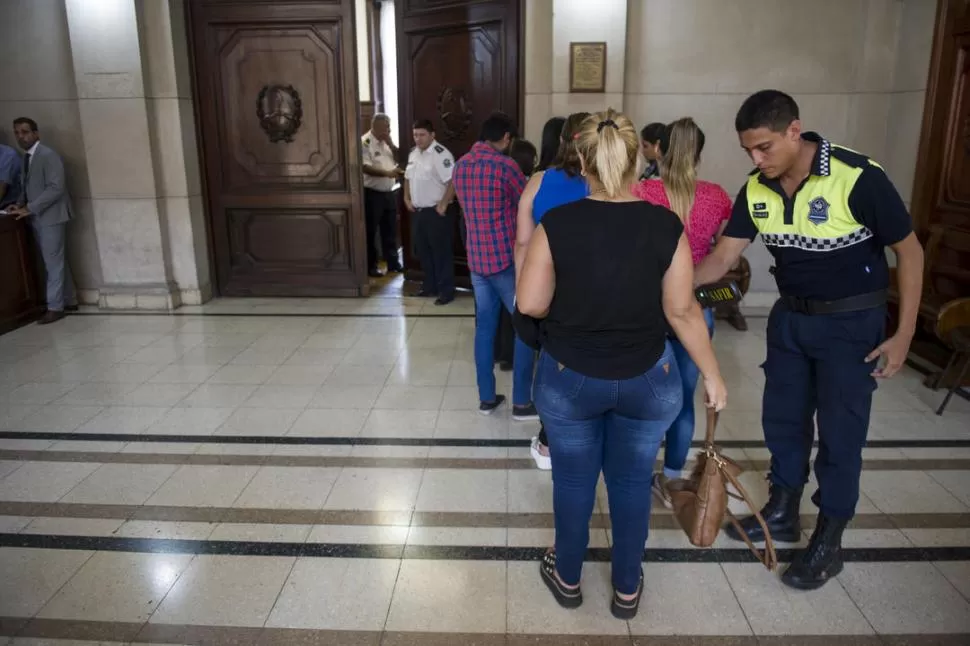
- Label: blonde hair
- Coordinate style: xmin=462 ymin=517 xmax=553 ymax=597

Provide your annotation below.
xmin=575 ymin=109 xmax=639 ymax=198
xmin=659 ymin=118 xmax=703 ymax=231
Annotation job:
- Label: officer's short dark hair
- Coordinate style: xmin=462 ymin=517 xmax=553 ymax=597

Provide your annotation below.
xmin=479 ymin=112 xmax=517 ymax=143
xmin=412 ymin=118 xmax=434 ymax=133
xmin=640 ymin=122 xmax=665 ymax=144
xmin=509 ymin=139 xmax=537 ymax=177
xmin=735 ymin=90 xmax=799 ymax=133
xmin=13 ymin=117 xmax=38 ymax=132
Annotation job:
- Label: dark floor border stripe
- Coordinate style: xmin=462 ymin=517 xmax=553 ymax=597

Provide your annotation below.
xmin=3 ymin=430 xmax=968 ymax=449
xmin=4 ymin=449 xmax=968 ymax=472
xmin=68 ymin=310 xmax=476 ymax=318
xmin=2 ymin=501 xmax=969 ymax=531
xmin=1 ymin=617 xmax=966 ymax=646
xmin=3 ymin=532 xmax=969 ymax=563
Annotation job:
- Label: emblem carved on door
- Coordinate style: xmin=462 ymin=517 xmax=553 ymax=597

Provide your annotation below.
xmin=436 ymin=87 xmax=472 ymax=142
xmin=256 ymin=84 xmax=303 ymax=143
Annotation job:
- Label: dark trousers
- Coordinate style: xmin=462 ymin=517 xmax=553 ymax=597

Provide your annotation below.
xmin=364 ymin=188 xmax=400 ymax=270
xmin=413 ymin=207 xmax=455 ymax=298
xmin=762 ymin=301 xmax=886 ymax=519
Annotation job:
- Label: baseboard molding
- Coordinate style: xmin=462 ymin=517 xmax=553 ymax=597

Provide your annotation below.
xmin=73 ymin=282 xmax=213 ymax=311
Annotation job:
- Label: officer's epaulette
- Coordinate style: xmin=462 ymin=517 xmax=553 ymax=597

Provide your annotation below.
xmin=363 ymin=137 xmax=371 ymax=145
xmin=434 ymin=144 xmax=445 ymax=154
xmin=829 ymin=145 xmax=871 ymax=169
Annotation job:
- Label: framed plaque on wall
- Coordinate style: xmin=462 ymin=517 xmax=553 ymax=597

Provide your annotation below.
xmin=569 ymin=42 xmax=607 ymax=93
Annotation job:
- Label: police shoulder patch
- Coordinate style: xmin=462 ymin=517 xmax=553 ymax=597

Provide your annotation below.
xmin=442 ymin=158 xmax=452 ymax=168
xmin=808 ymin=196 xmax=830 ymax=225
xmin=363 ymin=137 xmax=371 ymax=146
xmin=434 ymin=144 xmax=445 ymax=154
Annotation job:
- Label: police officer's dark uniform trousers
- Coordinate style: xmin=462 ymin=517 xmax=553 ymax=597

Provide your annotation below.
xmin=722 ymin=134 xmax=913 ymax=589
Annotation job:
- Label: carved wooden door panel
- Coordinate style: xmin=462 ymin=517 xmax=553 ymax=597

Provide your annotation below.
xmin=396 ymin=0 xmax=522 ymax=282
xmin=187 ymin=0 xmax=367 ymax=297
xmin=913 ymin=1 xmax=970 ymax=237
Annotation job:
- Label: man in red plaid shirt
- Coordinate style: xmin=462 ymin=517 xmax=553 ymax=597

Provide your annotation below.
xmin=453 ymin=113 xmax=538 ymax=420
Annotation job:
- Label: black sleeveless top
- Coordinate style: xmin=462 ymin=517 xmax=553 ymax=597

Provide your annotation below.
xmin=539 ymin=198 xmax=683 ymax=380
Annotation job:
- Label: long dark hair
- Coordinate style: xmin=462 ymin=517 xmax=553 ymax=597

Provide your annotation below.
xmin=552 ymin=112 xmax=591 ymax=177
xmin=537 ymin=117 xmax=566 ymax=171
xmin=509 ymin=139 xmax=537 ymax=177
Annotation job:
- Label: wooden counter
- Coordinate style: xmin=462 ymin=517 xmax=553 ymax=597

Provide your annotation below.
xmin=0 ymin=214 xmax=42 ymax=334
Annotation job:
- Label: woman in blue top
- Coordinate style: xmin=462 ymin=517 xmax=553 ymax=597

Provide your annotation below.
xmin=514 ymin=112 xmax=590 ymax=470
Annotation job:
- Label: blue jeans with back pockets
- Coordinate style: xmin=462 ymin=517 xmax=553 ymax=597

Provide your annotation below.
xmin=534 ymin=342 xmax=682 ymax=595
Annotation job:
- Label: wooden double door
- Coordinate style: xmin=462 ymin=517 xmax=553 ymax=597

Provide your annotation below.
xmin=187 ymin=0 xmax=367 ymax=297
xmin=395 ymin=0 xmax=522 ymax=283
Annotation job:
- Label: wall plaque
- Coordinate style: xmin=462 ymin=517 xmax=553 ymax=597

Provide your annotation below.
xmin=569 ymin=42 xmax=607 ymax=93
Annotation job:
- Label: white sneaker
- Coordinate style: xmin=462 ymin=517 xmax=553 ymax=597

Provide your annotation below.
xmin=531 ymin=436 xmax=552 ymax=471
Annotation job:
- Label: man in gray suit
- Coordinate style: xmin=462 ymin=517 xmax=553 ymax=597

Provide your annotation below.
xmin=8 ymin=117 xmax=77 ymax=324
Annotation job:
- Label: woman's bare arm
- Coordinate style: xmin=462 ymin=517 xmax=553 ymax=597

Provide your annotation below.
xmin=516 ymin=224 xmax=555 ymax=318
xmin=514 ymin=172 xmax=543 ymax=281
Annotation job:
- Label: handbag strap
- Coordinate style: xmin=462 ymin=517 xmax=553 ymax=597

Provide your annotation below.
xmin=704 ymin=407 xmax=718 ymax=446
xmin=721 ymin=467 xmax=779 ymax=570
xmin=703 ymin=406 xmax=777 ymax=569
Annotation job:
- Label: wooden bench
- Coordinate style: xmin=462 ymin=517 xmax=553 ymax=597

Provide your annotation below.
xmin=889 ymin=224 xmax=970 ymax=388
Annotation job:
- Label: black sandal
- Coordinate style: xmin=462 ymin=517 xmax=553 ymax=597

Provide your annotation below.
xmin=539 ymin=550 xmax=582 ymax=609
xmin=610 ymin=570 xmax=644 ymax=619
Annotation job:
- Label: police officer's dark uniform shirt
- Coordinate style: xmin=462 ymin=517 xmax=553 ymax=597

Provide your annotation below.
xmin=723 ymin=133 xmax=912 ymax=301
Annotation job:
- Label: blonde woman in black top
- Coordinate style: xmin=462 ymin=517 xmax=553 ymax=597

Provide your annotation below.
xmin=517 ymin=109 xmax=727 ymax=619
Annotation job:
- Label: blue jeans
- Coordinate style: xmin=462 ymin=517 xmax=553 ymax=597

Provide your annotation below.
xmin=534 ymin=344 xmax=682 ymax=595
xmin=662 ymin=307 xmax=716 ymax=478
xmin=471 ymin=266 xmax=535 ymax=406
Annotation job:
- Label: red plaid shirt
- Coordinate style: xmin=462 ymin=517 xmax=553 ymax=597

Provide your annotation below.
xmin=453 ymin=142 xmax=527 ymax=276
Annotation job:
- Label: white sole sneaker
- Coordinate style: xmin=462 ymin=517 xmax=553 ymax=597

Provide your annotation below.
xmin=531 ymin=436 xmax=552 ymax=470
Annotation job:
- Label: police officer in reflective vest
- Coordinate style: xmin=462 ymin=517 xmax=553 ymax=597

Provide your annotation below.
xmin=404 ymin=119 xmax=456 ymax=305
xmin=695 ymin=90 xmax=924 ymax=590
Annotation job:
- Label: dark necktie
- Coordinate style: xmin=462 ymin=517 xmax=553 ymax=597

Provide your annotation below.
xmin=23 ymin=153 xmax=31 ymax=179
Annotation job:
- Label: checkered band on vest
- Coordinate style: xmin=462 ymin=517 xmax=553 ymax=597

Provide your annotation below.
xmin=761 ymin=227 xmax=874 ymax=252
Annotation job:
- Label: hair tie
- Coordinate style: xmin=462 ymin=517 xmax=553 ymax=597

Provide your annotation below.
xmin=597 ymin=119 xmax=618 ymax=133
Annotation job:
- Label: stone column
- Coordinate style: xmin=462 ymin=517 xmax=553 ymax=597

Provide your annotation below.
xmin=138 ymin=0 xmax=211 ymax=305
xmin=64 ymin=0 xmax=208 ymax=309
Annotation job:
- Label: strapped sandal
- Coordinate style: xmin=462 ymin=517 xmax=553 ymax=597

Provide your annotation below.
xmin=539 ymin=549 xmax=583 ymax=609
xmin=610 ymin=569 xmax=644 ymax=620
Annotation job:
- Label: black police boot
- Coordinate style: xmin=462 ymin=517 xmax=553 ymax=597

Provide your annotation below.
xmin=781 ymin=513 xmax=848 ymax=590
xmin=725 ymin=483 xmax=802 ymax=543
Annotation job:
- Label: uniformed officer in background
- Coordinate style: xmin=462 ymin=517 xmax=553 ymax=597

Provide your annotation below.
xmin=404 ymin=119 xmax=456 ymax=305
xmin=362 ymin=114 xmax=405 ymax=277
xmin=695 ymin=89 xmax=924 ymax=590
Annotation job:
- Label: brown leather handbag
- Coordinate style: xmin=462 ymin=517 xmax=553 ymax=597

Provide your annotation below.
xmin=666 ymin=408 xmax=778 ymax=570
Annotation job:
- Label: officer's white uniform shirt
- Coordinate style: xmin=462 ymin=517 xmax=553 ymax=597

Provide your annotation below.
xmin=405 ymin=140 xmax=455 ymax=208
xmin=361 ymin=130 xmax=397 ymax=192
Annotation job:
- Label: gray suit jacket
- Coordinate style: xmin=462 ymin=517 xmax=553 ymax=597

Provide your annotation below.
xmin=22 ymin=143 xmax=72 ymax=227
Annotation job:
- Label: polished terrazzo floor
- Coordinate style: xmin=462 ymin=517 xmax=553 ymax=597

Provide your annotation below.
xmin=0 ymin=295 xmax=968 ymax=645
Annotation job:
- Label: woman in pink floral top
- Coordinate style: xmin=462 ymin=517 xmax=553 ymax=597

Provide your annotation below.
xmin=632 ymin=117 xmax=732 ymax=508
